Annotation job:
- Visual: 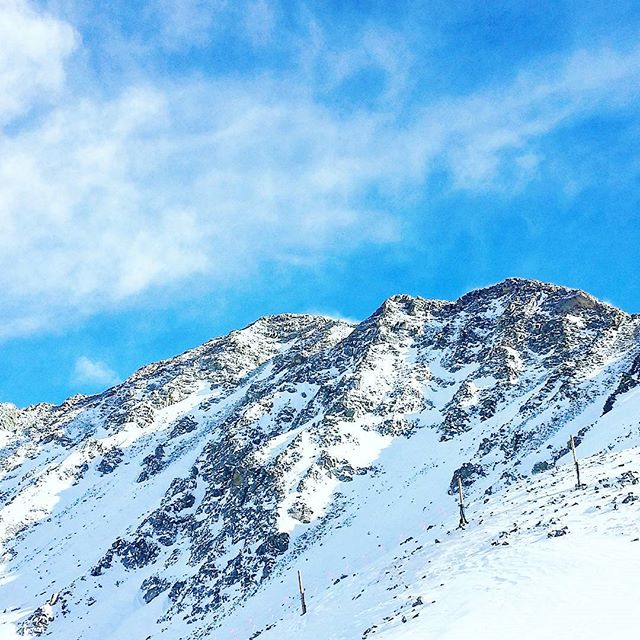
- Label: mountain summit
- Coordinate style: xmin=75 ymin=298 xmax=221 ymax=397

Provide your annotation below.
xmin=1 ymin=279 xmax=639 ymax=639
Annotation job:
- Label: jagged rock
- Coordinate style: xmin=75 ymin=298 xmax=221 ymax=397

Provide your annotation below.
xmin=602 ymin=355 xmax=640 ymax=414
xmin=141 ymin=576 xmax=171 ymax=603
xmin=450 ymin=463 xmax=486 ymax=493
xmin=170 ymin=416 xmax=199 ymax=438
xmin=97 ymin=448 xmax=123 ymax=474
xmin=168 ymin=580 xmax=187 ymax=603
xmin=256 ymin=533 xmax=290 ymax=555
xmin=137 ymin=445 xmax=166 ymax=483
xmin=119 ymin=538 xmax=161 ymax=570
xmin=2 ymin=279 xmax=640 ymax=639
xmin=18 ymin=605 xmax=53 ymax=636
xmin=0 ymin=403 xmax=19 ymax=431
xmin=532 ymin=461 xmax=553 ymax=475
xmin=171 ymin=492 xmax=196 ymax=511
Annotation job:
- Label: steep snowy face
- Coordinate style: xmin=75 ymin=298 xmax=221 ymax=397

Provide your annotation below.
xmin=1 ymin=279 xmax=639 ymax=639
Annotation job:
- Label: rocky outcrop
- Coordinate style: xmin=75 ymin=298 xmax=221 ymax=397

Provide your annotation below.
xmin=1 ymin=279 xmax=639 ymax=640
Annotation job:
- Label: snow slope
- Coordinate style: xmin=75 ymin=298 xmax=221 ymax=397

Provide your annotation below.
xmin=228 ymin=445 xmax=640 ymax=640
xmin=1 ymin=278 xmax=639 ymax=639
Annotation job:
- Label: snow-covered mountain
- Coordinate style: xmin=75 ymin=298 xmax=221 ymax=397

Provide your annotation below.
xmin=1 ymin=278 xmax=639 ymax=639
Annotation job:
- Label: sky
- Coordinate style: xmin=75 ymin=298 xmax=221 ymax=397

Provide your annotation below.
xmin=1 ymin=0 xmax=639 ymax=407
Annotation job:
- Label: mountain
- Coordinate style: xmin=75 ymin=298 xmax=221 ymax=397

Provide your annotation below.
xmin=1 ymin=278 xmax=639 ymax=639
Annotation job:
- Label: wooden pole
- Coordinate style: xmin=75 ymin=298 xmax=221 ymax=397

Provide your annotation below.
xmin=297 ymin=570 xmax=307 ymax=616
xmin=569 ymin=435 xmax=581 ymax=489
xmin=457 ymin=476 xmax=469 ymax=528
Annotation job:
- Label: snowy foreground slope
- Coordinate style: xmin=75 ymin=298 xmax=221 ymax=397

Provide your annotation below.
xmin=1 ymin=278 xmax=639 ymax=639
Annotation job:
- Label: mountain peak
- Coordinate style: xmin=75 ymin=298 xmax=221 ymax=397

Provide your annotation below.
xmin=453 ymin=277 xmax=626 ymax=317
xmin=2 ymin=279 xmax=639 ymax=639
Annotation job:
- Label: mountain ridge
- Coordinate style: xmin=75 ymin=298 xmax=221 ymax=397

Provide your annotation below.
xmin=2 ymin=276 xmax=631 ymax=414
xmin=1 ymin=277 xmax=639 ymax=639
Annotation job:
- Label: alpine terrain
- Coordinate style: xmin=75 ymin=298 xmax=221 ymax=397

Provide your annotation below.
xmin=1 ymin=278 xmax=639 ymax=640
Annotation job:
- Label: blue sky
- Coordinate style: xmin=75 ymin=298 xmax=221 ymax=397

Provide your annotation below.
xmin=1 ymin=0 xmax=639 ymax=407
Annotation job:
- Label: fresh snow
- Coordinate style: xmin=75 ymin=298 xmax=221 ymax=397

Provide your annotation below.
xmin=1 ymin=279 xmax=639 ymax=639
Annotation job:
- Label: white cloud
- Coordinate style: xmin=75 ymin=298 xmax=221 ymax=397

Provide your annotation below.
xmin=2 ymin=1 xmax=640 ymax=340
xmin=292 ymin=16 xmax=413 ymax=103
xmin=142 ymin=0 xmax=280 ymax=51
xmin=431 ymin=44 xmax=640 ymax=189
xmin=145 ymin=0 xmax=227 ymax=50
xmin=244 ymin=0 xmax=276 ymax=46
xmin=72 ymin=356 xmax=120 ymax=387
xmin=0 ymin=80 xmax=404 ymax=338
xmin=303 ymin=309 xmax=360 ymax=324
xmin=0 ymin=0 xmax=77 ymax=122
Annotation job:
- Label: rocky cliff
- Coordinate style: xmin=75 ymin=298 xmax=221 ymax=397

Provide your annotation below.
xmin=1 ymin=278 xmax=639 ymax=639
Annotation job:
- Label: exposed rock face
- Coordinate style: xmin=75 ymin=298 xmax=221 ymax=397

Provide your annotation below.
xmin=1 ymin=278 xmax=639 ymax=639
xmin=449 ymin=463 xmax=486 ymax=493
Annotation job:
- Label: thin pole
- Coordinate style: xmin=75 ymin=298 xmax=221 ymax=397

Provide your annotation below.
xmin=457 ymin=476 xmax=469 ymax=528
xmin=569 ymin=435 xmax=581 ymax=489
xmin=297 ymin=570 xmax=307 ymax=615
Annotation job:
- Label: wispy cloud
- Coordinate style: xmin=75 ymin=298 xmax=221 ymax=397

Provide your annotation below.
xmin=144 ymin=0 xmax=227 ymax=50
xmin=2 ymin=2 xmax=640 ymax=341
xmin=430 ymin=44 xmax=640 ymax=190
xmin=0 ymin=0 xmax=77 ymax=122
xmin=72 ymin=356 xmax=120 ymax=388
xmin=244 ymin=0 xmax=277 ymax=46
xmin=0 ymin=80 xmax=401 ymax=338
